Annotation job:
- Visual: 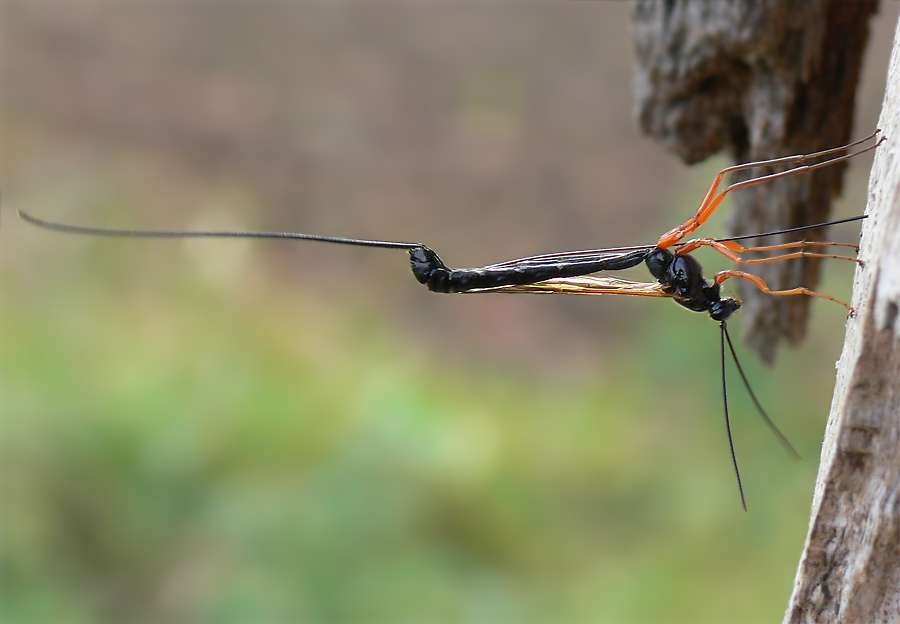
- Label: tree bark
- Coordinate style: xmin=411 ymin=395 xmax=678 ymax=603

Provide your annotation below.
xmin=632 ymin=0 xmax=878 ymax=363
xmin=783 ymin=16 xmax=900 ymax=624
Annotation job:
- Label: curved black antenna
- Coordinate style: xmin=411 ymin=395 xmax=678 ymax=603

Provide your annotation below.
xmin=15 ymin=209 xmax=651 ymax=293
xmin=17 ymin=209 xmax=660 ymax=257
xmin=716 ymin=215 xmax=867 ymax=244
xmin=722 ymin=324 xmax=801 ymax=460
xmin=720 ymin=321 xmax=747 ymax=512
xmin=19 ymin=209 xmax=866 ymax=253
xmin=16 ymin=210 xmax=421 ymax=251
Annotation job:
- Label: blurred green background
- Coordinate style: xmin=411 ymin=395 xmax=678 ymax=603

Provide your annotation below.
xmin=1 ymin=3 xmax=895 ymax=623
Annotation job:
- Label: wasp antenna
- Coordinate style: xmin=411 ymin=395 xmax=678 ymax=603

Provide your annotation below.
xmin=721 ymin=324 xmax=801 ymax=460
xmin=16 ymin=210 xmax=421 ymax=250
xmin=720 ymin=321 xmax=748 ymax=512
xmin=715 ymin=215 xmax=868 ymax=244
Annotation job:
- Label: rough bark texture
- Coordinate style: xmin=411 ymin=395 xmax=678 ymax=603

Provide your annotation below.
xmin=632 ymin=0 xmax=878 ymax=364
xmin=783 ymin=16 xmax=900 ymax=624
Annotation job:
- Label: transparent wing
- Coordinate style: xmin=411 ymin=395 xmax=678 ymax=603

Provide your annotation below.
xmin=482 ymin=245 xmax=655 ymax=270
xmin=467 ymin=276 xmax=670 ymax=297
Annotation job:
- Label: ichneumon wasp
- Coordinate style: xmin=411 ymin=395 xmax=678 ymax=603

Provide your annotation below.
xmin=17 ymin=129 xmax=884 ymax=510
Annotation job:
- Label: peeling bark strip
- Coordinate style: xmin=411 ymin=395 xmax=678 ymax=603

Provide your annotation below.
xmin=783 ymin=15 xmax=900 ymax=624
xmin=632 ymin=0 xmax=878 ymax=363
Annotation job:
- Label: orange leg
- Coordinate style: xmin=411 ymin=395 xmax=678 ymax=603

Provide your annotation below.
xmin=714 ymin=269 xmax=853 ymax=314
xmin=677 ymin=237 xmax=860 ymax=265
xmin=656 ymin=130 xmax=883 ymax=249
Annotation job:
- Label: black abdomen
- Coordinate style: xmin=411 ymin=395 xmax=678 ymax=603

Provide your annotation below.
xmin=409 ymin=246 xmax=649 ymax=293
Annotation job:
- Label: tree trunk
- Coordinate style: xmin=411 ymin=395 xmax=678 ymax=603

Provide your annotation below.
xmin=632 ymin=0 xmax=878 ymax=363
xmin=783 ymin=15 xmax=900 ymax=624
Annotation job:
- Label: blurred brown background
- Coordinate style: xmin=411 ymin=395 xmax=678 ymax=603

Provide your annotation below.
xmin=1 ymin=3 xmax=896 ymax=623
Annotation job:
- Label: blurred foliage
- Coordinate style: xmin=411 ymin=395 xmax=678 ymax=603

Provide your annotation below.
xmin=0 ymin=3 xmax=892 ymax=624
xmin=0 ymin=170 xmax=853 ymax=623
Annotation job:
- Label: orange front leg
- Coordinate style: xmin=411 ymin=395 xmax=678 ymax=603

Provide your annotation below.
xmin=677 ymin=238 xmax=860 ymax=265
xmin=714 ymin=270 xmax=854 ymax=314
